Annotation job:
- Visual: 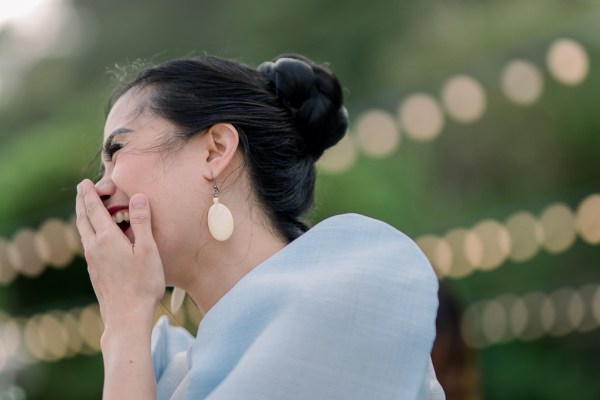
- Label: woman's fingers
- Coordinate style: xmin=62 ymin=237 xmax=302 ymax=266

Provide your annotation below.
xmin=128 ymin=194 xmax=153 ymax=246
xmin=76 ymin=181 xmax=96 ymax=240
xmin=80 ymin=179 xmax=115 ymax=235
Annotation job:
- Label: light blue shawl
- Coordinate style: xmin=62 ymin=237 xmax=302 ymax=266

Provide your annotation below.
xmin=151 ymin=214 xmax=445 ymax=399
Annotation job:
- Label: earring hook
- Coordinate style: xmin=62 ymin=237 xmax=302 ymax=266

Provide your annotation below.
xmin=211 ymin=173 xmax=220 ymax=198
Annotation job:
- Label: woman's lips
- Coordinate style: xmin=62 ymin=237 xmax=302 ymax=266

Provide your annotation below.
xmin=107 ymin=205 xmax=129 ymax=215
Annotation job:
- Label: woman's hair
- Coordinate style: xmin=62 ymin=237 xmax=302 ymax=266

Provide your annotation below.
xmin=109 ymin=54 xmax=348 ymax=242
xmin=431 ymin=283 xmax=481 ymax=400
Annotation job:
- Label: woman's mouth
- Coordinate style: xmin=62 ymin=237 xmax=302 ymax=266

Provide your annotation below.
xmin=110 ymin=209 xmax=131 ymax=233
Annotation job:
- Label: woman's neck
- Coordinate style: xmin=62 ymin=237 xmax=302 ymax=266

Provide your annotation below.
xmin=184 ymin=210 xmax=287 ymax=314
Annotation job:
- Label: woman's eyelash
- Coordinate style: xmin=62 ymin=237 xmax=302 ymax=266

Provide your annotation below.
xmin=102 ymin=142 xmax=123 ymax=161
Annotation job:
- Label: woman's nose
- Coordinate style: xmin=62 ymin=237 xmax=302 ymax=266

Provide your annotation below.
xmin=95 ymin=176 xmax=116 ymax=203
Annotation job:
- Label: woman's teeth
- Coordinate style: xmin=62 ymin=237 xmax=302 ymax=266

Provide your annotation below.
xmin=112 ymin=211 xmax=130 ymax=224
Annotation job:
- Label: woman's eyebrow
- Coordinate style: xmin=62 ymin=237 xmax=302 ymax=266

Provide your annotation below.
xmin=107 ymin=127 xmax=134 ymax=141
xmin=102 ymin=127 xmax=133 ymax=153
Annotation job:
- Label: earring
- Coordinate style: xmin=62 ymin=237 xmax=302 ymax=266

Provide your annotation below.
xmin=170 ymin=287 xmax=186 ymax=314
xmin=208 ymin=178 xmax=234 ymax=241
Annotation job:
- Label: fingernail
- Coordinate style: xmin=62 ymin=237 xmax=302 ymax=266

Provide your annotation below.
xmin=131 ymin=194 xmax=146 ymax=209
xmin=76 ymin=183 xmax=80 ymax=193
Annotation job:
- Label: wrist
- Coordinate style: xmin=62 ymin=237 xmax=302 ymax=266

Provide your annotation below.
xmin=103 ymin=295 xmax=158 ymax=326
xmin=100 ymin=308 xmax=156 ymax=349
xmin=101 ymin=320 xmax=153 ymax=353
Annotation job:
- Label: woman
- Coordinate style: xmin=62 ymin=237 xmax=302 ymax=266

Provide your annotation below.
xmin=75 ymin=54 xmax=444 ymax=399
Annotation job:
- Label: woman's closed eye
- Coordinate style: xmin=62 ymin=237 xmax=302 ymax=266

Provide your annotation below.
xmin=102 ymin=139 xmax=123 ymax=162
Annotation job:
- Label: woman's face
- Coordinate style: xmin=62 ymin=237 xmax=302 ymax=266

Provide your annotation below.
xmin=96 ymin=89 xmax=211 ymax=284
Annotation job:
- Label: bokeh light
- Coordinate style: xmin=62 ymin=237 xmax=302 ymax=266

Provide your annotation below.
xmin=567 ymin=290 xmax=585 ymax=332
xmin=505 ymin=212 xmax=543 ymax=262
xmin=444 ymin=228 xmax=482 ymax=278
xmin=355 ymin=109 xmax=401 ymax=158
xmin=578 ymin=285 xmax=599 ymax=333
xmin=24 ymin=315 xmax=47 ymax=361
xmin=39 ymin=312 xmax=70 ymax=360
xmin=0 ymin=239 xmax=17 ymax=285
xmin=36 ymin=218 xmax=73 ymax=268
xmin=0 ymin=317 xmax=23 ymax=360
xmin=539 ymin=293 xmax=556 ymax=333
xmin=416 ymin=235 xmax=453 ymax=278
xmin=8 ymin=229 xmax=45 ymax=278
xmin=576 ymin=194 xmax=600 ymax=244
xmin=65 ymin=216 xmax=84 ymax=256
xmin=481 ymin=300 xmax=507 ymax=344
xmin=78 ymin=304 xmax=103 ymax=352
xmin=547 ymin=288 xmax=576 ymax=336
xmin=440 ymin=74 xmax=487 ymax=123
xmin=318 ymin=133 xmax=357 ymax=174
xmin=62 ymin=310 xmax=84 ymax=356
xmin=500 ymin=60 xmax=544 ymax=105
xmin=471 ymin=219 xmax=511 ymax=271
xmin=547 ymin=38 xmax=590 ymax=85
xmin=539 ymin=203 xmax=576 ymax=254
xmin=509 ymin=297 xmax=528 ymax=337
xmin=398 ymin=93 xmax=445 ymax=141
xmin=521 ymin=292 xmax=550 ymax=341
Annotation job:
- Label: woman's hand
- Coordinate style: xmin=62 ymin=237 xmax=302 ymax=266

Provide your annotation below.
xmin=76 ymin=179 xmax=161 ymax=400
xmin=75 ymin=179 xmax=165 ymax=332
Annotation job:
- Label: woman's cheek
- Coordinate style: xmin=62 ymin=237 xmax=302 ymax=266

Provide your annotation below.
xmin=111 ymin=157 xmax=138 ymax=188
xmin=110 ymin=161 xmax=125 ymax=187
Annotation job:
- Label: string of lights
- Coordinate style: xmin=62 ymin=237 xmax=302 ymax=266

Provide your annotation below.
xmin=1 ymin=192 xmax=597 ymax=284
xmin=0 ymin=292 xmax=201 ymax=373
xmin=461 ymin=283 xmax=600 ymax=348
xmin=0 ymin=217 xmax=82 ymax=284
xmin=318 ymin=38 xmax=590 ymax=173
xmin=416 ymin=194 xmax=600 ymax=279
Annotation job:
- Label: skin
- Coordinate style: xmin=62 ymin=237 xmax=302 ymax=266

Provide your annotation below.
xmin=75 ymin=89 xmax=286 ymax=399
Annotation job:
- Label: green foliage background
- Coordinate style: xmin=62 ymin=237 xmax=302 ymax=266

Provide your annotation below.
xmin=1 ymin=0 xmax=600 ymax=398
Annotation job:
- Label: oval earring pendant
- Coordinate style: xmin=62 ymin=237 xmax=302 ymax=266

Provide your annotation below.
xmin=208 ymin=197 xmax=234 ymax=241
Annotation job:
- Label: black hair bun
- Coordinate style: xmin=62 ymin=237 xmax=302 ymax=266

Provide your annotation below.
xmin=258 ymin=55 xmax=348 ymax=159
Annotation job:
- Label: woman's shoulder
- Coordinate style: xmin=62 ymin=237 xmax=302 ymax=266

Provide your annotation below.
xmin=299 ymin=213 xmax=437 ymax=286
xmin=308 ymin=213 xmax=427 ymax=258
xmin=226 ymin=213 xmax=440 ymax=311
xmin=205 ymin=213 xmax=439 ymax=326
xmin=252 ymin=213 xmax=440 ymax=335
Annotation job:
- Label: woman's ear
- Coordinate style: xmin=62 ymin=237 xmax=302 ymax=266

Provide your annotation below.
xmin=201 ymin=123 xmax=240 ymax=179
